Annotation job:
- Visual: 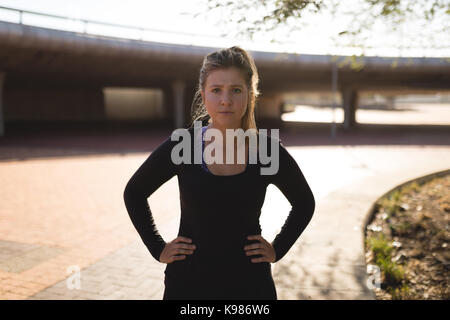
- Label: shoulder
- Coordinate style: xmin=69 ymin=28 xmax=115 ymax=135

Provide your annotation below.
xmin=150 ymin=128 xmax=191 ymax=158
xmin=257 ymin=129 xmax=283 ymax=151
xmin=160 ymin=127 xmax=198 ymax=165
xmin=160 ymin=127 xmax=196 ymax=147
xmin=258 ymin=129 xmax=301 ymax=171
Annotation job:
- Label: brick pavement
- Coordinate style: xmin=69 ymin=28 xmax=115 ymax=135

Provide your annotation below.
xmin=28 ymin=239 xmax=166 ymax=300
xmin=0 ymin=144 xmax=179 ymax=300
xmin=1 ymin=122 xmax=449 ymax=300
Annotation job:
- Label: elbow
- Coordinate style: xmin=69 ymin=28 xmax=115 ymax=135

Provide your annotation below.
xmin=308 ymin=190 xmax=316 ymax=220
xmin=123 ymin=178 xmax=149 ymax=206
xmin=123 ymin=183 xmax=131 ymax=206
xmin=123 ymin=179 xmax=137 ymax=205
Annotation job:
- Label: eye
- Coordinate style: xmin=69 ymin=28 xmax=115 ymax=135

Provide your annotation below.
xmin=233 ymin=88 xmax=242 ymax=93
xmin=212 ymin=88 xmax=220 ymax=93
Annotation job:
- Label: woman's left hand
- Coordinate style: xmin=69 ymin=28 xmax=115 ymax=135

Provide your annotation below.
xmin=244 ymin=235 xmax=276 ymax=263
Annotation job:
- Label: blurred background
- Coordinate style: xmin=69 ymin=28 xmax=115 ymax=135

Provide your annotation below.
xmin=0 ymin=0 xmax=449 ymax=137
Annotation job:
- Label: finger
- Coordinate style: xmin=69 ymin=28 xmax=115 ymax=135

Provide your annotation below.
xmin=174 ymin=248 xmax=194 ymax=255
xmin=247 ymin=235 xmax=263 ymax=241
xmin=244 ymin=243 xmax=262 ymax=251
xmin=170 ymin=255 xmax=186 ymax=262
xmin=251 ymin=257 xmax=267 ymax=263
xmin=246 ymin=249 xmax=265 ymax=256
xmin=175 ymin=243 xmax=196 ymax=250
xmin=174 ymin=237 xmax=192 ymax=244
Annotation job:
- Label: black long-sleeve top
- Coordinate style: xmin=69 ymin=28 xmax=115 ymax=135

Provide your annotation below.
xmin=123 ymin=126 xmax=315 ymax=282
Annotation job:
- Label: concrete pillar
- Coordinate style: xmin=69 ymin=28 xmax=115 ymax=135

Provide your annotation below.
xmin=184 ymin=84 xmax=197 ymax=126
xmin=162 ymin=85 xmax=174 ymax=122
xmin=342 ymin=88 xmax=358 ymax=129
xmin=255 ymin=92 xmax=283 ymax=127
xmin=385 ymin=95 xmax=396 ymax=109
xmin=172 ymin=80 xmax=186 ymax=129
xmin=0 ymin=72 xmax=5 ymax=136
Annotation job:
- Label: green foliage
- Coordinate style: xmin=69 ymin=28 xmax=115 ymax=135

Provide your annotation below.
xmin=367 ymin=233 xmax=393 ymax=261
xmin=203 ymin=0 xmax=450 ymax=57
xmin=377 ymin=189 xmax=401 ymax=218
xmin=390 ymin=221 xmax=411 ymax=235
xmin=400 ymin=181 xmax=420 ymax=194
xmin=377 ymin=255 xmax=405 ymax=287
xmin=366 ymin=233 xmax=407 ymax=297
xmin=388 ymin=283 xmax=410 ymax=300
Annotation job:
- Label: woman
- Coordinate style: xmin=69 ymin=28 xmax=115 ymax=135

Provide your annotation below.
xmin=123 ymin=46 xmax=315 ymax=300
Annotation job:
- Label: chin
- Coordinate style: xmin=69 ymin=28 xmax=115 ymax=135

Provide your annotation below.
xmin=217 ymin=120 xmax=241 ymax=128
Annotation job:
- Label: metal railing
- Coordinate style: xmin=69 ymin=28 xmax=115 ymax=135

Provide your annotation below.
xmin=0 ymin=5 xmax=221 ymax=43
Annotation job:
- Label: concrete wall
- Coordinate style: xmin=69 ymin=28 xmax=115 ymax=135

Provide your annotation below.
xmin=3 ymin=82 xmax=199 ymax=128
xmin=4 ymin=86 xmax=105 ymax=122
xmin=103 ymin=87 xmax=163 ymax=120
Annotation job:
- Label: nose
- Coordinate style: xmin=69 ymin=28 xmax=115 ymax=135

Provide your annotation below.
xmin=221 ymin=92 xmax=232 ymax=106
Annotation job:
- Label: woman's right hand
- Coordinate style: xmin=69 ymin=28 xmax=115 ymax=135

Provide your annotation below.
xmin=159 ymin=236 xmax=196 ymax=264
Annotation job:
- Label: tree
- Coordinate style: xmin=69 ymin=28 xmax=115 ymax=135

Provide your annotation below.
xmin=195 ymin=0 xmax=449 ymax=57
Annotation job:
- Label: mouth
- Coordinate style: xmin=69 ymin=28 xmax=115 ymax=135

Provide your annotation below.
xmin=219 ymin=112 xmax=234 ymax=114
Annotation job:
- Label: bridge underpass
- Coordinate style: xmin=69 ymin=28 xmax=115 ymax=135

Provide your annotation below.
xmin=0 ymin=19 xmax=449 ymax=137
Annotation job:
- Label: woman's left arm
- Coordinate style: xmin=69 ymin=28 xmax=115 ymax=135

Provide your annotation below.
xmin=269 ymin=141 xmax=316 ymax=263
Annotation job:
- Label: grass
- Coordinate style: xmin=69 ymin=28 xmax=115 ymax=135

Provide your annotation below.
xmin=366 ymin=233 xmax=408 ymax=298
xmin=389 ymin=283 xmax=411 ymax=300
xmin=389 ymin=221 xmax=412 ymax=236
xmin=400 ymin=181 xmax=420 ymax=194
xmin=376 ymin=182 xmax=420 ymax=220
xmin=366 ymin=176 xmax=449 ymax=299
xmin=367 ymin=233 xmax=394 ymax=260
xmin=377 ymin=189 xmax=402 ymax=219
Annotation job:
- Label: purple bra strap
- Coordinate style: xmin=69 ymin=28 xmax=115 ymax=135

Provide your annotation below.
xmin=201 ymin=126 xmax=210 ymax=172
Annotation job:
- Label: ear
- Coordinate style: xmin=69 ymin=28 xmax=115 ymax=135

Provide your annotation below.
xmin=200 ymin=89 xmax=205 ymax=103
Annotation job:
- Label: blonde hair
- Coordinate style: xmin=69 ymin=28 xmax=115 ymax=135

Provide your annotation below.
xmin=189 ymin=46 xmax=260 ymax=131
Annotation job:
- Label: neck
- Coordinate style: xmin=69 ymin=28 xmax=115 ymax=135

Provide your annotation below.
xmin=207 ymin=122 xmax=247 ymax=154
xmin=208 ymin=122 xmax=242 ymax=136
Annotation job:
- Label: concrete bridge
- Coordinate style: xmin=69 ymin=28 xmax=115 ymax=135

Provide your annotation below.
xmin=0 ymin=16 xmax=449 ymax=136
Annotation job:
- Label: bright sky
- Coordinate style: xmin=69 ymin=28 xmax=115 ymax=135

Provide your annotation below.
xmin=0 ymin=0 xmax=448 ymax=57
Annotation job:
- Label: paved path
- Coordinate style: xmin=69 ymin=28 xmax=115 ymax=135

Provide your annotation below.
xmin=0 ymin=123 xmax=449 ymax=299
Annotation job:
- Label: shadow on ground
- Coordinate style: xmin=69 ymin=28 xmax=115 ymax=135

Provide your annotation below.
xmin=273 ymin=243 xmax=374 ymax=299
xmin=0 ymin=121 xmax=449 ymax=162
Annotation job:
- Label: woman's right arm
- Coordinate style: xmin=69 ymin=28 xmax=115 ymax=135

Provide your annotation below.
xmin=123 ymin=136 xmax=178 ymax=262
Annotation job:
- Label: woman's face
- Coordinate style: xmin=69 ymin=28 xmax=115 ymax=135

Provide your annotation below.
xmin=201 ymin=67 xmax=248 ymax=130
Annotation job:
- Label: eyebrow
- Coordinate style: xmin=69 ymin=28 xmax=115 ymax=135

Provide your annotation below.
xmin=209 ymin=84 xmax=244 ymax=87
